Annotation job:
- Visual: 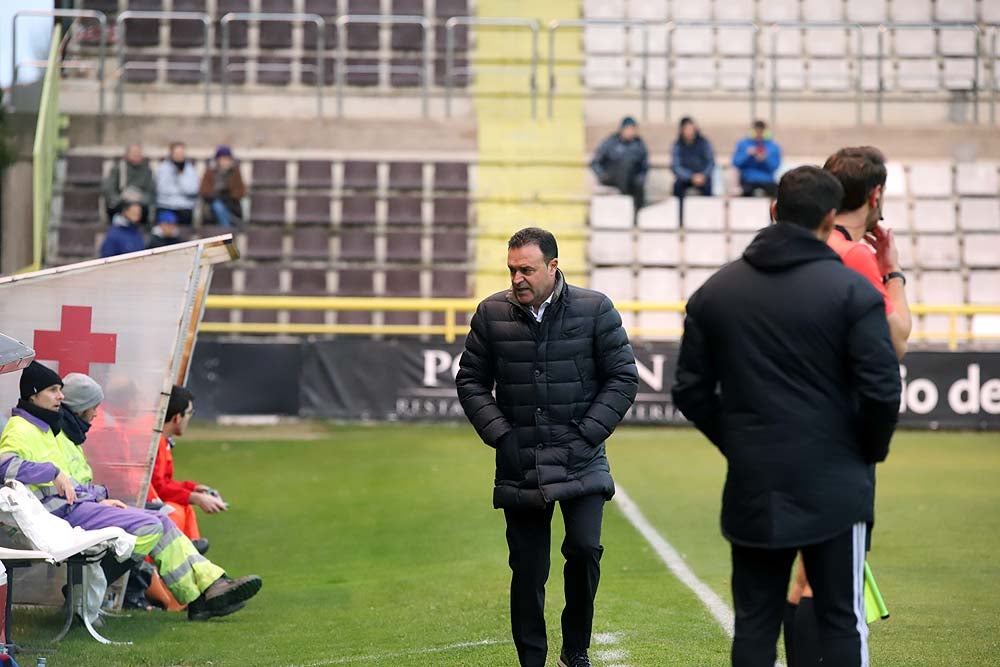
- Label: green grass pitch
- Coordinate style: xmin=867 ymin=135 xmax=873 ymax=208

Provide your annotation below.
xmin=12 ymin=424 xmax=1000 ymax=666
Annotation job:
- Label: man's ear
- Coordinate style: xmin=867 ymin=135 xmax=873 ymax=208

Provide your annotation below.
xmin=549 ymin=258 xmax=559 ymax=274
xmin=817 ymin=209 xmax=836 ymax=240
xmin=868 ymin=184 xmax=882 ymax=210
xmin=769 ymin=199 xmax=778 ymax=224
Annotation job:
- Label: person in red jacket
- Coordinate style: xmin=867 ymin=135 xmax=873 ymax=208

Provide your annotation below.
xmin=148 ymin=386 xmax=227 ymax=543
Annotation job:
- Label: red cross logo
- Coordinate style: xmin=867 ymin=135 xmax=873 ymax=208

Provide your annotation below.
xmin=33 ymin=305 xmax=118 ymax=376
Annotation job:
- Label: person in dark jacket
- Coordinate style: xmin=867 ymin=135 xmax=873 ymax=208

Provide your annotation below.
xmin=672 ymin=166 xmax=901 ymax=667
xmin=671 ymin=116 xmax=715 ymax=199
xmin=590 ymin=116 xmax=649 ymax=214
xmin=100 ymin=199 xmax=146 ymax=258
xmin=732 ymin=120 xmax=782 ymax=197
xmin=199 ymin=145 xmax=246 ymax=228
xmin=101 ymin=143 xmax=156 ymax=223
xmin=457 ymin=227 xmax=638 ymax=667
xmin=148 ymin=209 xmax=183 ymax=249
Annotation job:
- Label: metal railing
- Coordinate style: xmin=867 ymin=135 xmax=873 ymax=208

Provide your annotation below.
xmin=28 ymin=25 xmax=65 ymax=273
xmin=116 ymin=10 xmax=211 ymax=115
xmin=335 ymin=15 xmax=430 ymax=117
xmin=222 ymin=12 xmax=326 ymax=116
xmin=444 ymin=16 xmax=540 ymax=118
xmin=11 ymin=9 xmax=107 ymax=118
xmin=200 ymin=296 xmax=1000 ymax=349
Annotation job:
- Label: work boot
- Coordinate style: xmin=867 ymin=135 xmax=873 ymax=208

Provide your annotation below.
xmin=558 ymin=650 xmax=593 ymax=667
xmin=186 ymin=574 xmax=262 ymax=621
xmin=191 ymin=538 xmax=210 ymax=555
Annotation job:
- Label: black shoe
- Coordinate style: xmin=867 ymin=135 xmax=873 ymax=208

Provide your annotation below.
xmin=191 ymin=538 xmax=210 ymax=555
xmin=188 ymin=598 xmax=246 ymax=621
xmin=186 ymin=573 xmax=262 ymax=621
xmin=558 ymin=651 xmax=592 ymax=667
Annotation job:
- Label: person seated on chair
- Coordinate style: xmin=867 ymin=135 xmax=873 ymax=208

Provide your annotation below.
xmin=590 ymin=116 xmax=649 ymax=214
xmin=147 ymin=210 xmax=184 ymax=249
xmin=671 ymin=116 xmax=715 ymax=200
xmin=0 ymin=362 xmax=262 ymax=621
xmin=147 ymin=385 xmax=227 ymax=545
xmin=732 ymin=120 xmax=782 ymax=197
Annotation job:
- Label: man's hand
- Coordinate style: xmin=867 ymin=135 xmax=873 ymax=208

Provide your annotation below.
xmin=53 ymin=472 xmax=77 ymax=505
xmin=867 ymin=224 xmax=901 ymax=276
xmin=190 ymin=491 xmax=228 ymax=514
xmin=692 ymin=173 xmax=706 ymax=187
xmin=100 ymin=499 xmax=128 ymax=509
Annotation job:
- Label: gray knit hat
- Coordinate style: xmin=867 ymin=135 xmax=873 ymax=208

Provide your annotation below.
xmin=61 ymin=373 xmax=105 ymax=412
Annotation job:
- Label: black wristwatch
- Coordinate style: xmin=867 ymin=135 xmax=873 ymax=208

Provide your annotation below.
xmin=883 ymin=271 xmax=906 ymax=286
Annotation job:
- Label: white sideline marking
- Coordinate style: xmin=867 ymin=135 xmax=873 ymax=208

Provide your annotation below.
xmin=614 ymin=485 xmax=786 ymax=667
xmin=286 ymin=639 xmax=504 ymax=666
xmin=595 ymin=648 xmax=628 ymax=661
xmin=593 ymin=631 xmax=624 ymax=645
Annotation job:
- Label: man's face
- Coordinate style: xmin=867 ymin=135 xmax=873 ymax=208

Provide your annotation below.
xmin=175 ymin=401 xmax=194 ymax=437
xmin=865 ymin=184 xmax=884 ymax=233
xmin=30 ymin=384 xmax=64 ymax=411
xmin=80 ymin=405 xmax=99 ymax=424
xmin=753 ymin=125 xmax=766 ymax=140
xmin=508 ymin=244 xmax=557 ymax=308
xmin=681 ymin=123 xmax=696 ymax=142
xmin=170 ymin=145 xmax=186 ymax=162
xmin=620 ymin=125 xmax=637 ymax=141
xmin=123 ymin=203 xmax=143 ymax=223
xmin=126 ymin=145 xmax=143 ymax=165
xmin=217 ymin=155 xmax=234 ymax=170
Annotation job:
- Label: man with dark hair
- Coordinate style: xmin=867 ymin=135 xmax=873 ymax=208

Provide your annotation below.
xmin=148 ymin=385 xmax=227 ymax=544
xmin=457 ymin=227 xmax=638 ymax=667
xmin=672 ymin=166 xmax=901 ymax=667
xmin=823 ymin=146 xmax=912 ymax=360
xmin=0 ymin=362 xmax=262 ymax=621
xmin=590 ymin=116 xmax=649 ymax=214
xmin=155 ymin=142 xmax=200 ymax=226
xmin=732 ymin=120 xmax=782 ymax=197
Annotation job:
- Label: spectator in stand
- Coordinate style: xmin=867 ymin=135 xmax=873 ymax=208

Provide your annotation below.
xmin=0 ymin=361 xmax=263 ymax=621
xmin=590 ymin=117 xmax=649 ymax=214
xmin=147 ymin=386 xmax=227 ymax=546
xmin=732 ymin=120 xmax=782 ymax=197
xmin=102 ymin=143 xmax=156 ymax=223
xmin=155 ymin=142 xmax=200 ymax=226
xmin=148 ymin=210 xmax=183 ymax=249
xmin=671 ymin=116 xmax=715 ymax=200
xmin=100 ymin=198 xmax=146 ymax=258
xmin=199 ymin=146 xmax=246 ymax=228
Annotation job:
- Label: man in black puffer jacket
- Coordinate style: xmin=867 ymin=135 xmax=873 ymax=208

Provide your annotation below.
xmin=672 ymin=166 xmax=901 ymax=667
xmin=457 ymin=227 xmax=638 ymax=667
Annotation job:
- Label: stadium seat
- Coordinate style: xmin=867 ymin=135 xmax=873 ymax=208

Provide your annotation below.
xmin=891 ymin=0 xmax=932 ymax=22
xmin=256 ymin=56 xmax=294 ymax=86
xmin=336 ymin=268 xmax=376 ymax=296
xmin=386 ymin=230 xmax=424 ymax=262
xmin=882 ymin=200 xmax=910 ymax=230
xmin=299 ymin=57 xmax=337 ymax=86
xmin=962 ymin=234 xmax=1000 ymax=268
xmin=340 ymin=195 xmax=378 ymax=226
xmin=589 ymin=195 xmax=634 ymax=229
xmin=591 ymin=267 xmax=635 ymax=303
xmin=769 ymin=28 xmax=803 ymax=57
xmin=728 ymin=198 xmax=771 ymax=232
xmin=681 ymin=197 xmax=725 ymax=231
xmin=345 ymin=57 xmax=380 ymax=86
xmin=431 ymin=269 xmax=469 ymax=297
xmin=242 ymin=265 xmax=282 ymax=323
xmin=719 ymin=58 xmax=755 ymax=90
xmin=939 ymin=29 xmax=978 ymax=57
xmin=584 ymin=0 xmax=624 ymax=18
xmin=912 ymin=199 xmax=956 ymax=233
xmin=846 ymin=0 xmax=887 ymax=22
xmin=170 ymin=0 xmax=208 ymax=47
xmin=683 ymin=268 xmax=716 ymax=299
xmin=935 ymin=0 xmax=976 ymax=21
xmin=884 ymin=162 xmax=906 ymax=198
xmin=435 ymin=0 xmax=468 ymax=18
xmin=123 ymin=1 xmax=161 ymax=48
xmin=387 ymin=196 xmax=424 ymax=226
xmin=434 ymin=56 xmax=470 ymax=87
xmin=636 ymin=231 xmax=680 ymax=266
xmin=809 ymin=59 xmax=852 ymax=91
xmin=896 ymin=60 xmax=941 ymax=92
xmin=303 ymin=0 xmax=338 ymax=50
xmin=245 ymin=227 xmax=285 ymax=261
xmin=983 ymin=0 xmax=1000 ymax=22
xmin=636 ymin=198 xmax=680 ymax=229
xmin=291 ymin=227 xmax=331 ymax=261
xmin=123 ymin=56 xmax=159 ymax=84
xmin=249 ymin=193 xmax=287 ymax=225
xmin=589 ymin=230 xmax=633 ymax=265
xmin=893 ymin=29 xmax=935 ymax=57
xmin=297 ymin=160 xmax=333 ymax=189
xmin=728 ymin=231 xmax=757 ymax=261
xmin=203 ymin=266 xmax=233 ymax=322
xmin=57 ymin=224 xmax=100 ymax=259
xmin=955 ymin=163 xmax=999 ymax=197
xmin=61 ymin=190 xmax=100 ymax=223
xmin=215 ymin=0 xmax=251 ymax=49
xmin=342 ymin=161 xmax=379 ymax=190
xmin=915 ymin=235 xmax=960 ymax=269
xmin=684 ymin=232 xmax=727 ymax=267
xmin=908 ymin=163 xmax=953 ymax=198
xmin=584 ymin=26 xmax=627 ymax=55
xmin=673 ymin=27 xmax=713 ymax=56
xmin=346 ymin=0 xmax=381 ymax=50
xmin=432 ymin=197 xmax=470 ymax=226
xmin=288 ymin=268 xmax=329 ymax=323
xmin=389 ymin=162 xmax=425 ymax=191
xmin=958 ymin=198 xmax=1000 ymax=231
xmin=715 ymin=0 xmax=754 ymax=20
xmin=295 ymin=195 xmax=332 ymax=226
xmin=801 ymin=0 xmax=841 ymax=20
xmin=212 ymin=55 xmax=247 ymax=85
xmin=674 ymin=58 xmax=717 ymax=90
xmin=759 ymin=0 xmax=799 ymax=21
xmin=390 ymin=57 xmax=424 ymax=87
xmin=65 ymin=156 xmax=104 ymax=187
xmin=433 ymin=162 xmax=469 ymax=191
xmin=636 ymin=267 xmax=682 ymax=338
xmin=165 ymin=55 xmax=207 ymax=85
xmin=431 ymin=231 xmax=468 ymax=262
xmin=384 ymin=268 xmax=423 ymax=297
xmin=805 ymin=28 xmax=848 ymax=57
xmin=894 ymin=232 xmax=915 ymax=270
xmin=338 ymin=228 xmax=376 ymax=261
xmin=584 ymin=56 xmax=628 ymax=89
xmin=258 ymin=0 xmax=295 ymax=50
xmin=671 ymin=1 xmax=710 ymax=20
xmin=919 ymin=270 xmax=967 ymax=338
xmin=969 ymin=270 xmax=1000 ymax=303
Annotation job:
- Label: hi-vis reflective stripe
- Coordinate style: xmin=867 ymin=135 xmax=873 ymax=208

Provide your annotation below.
xmin=161 ymin=553 xmax=211 ymax=587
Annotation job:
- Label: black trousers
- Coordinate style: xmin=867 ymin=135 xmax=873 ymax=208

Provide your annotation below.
xmin=503 ymin=494 xmax=605 ymax=667
xmin=731 ymin=523 xmax=869 ymax=667
xmin=740 ymin=181 xmax=778 ymax=197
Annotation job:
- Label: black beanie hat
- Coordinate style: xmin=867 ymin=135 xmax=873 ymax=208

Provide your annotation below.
xmin=19 ymin=361 xmax=63 ymax=400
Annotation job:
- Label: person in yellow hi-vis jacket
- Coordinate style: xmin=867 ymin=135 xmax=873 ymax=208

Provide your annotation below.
xmin=0 ymin=361 xmax=262 ymax=621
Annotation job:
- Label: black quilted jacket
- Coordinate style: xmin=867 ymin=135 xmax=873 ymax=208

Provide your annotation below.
xmin=456 ymin=271 xmax=639 ymax=509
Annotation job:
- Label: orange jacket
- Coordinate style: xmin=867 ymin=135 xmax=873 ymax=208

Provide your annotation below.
xmin=147 ymin=435 xmax=198 ymax=504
